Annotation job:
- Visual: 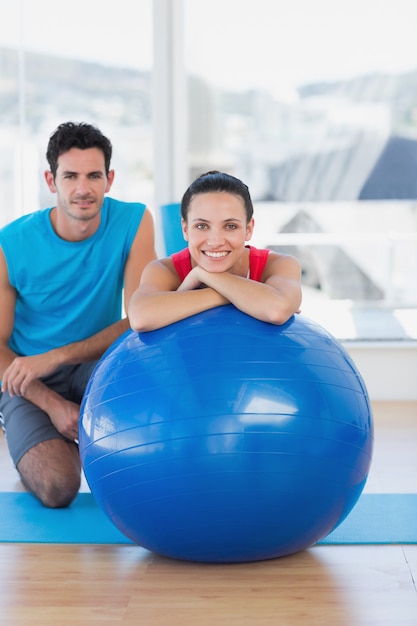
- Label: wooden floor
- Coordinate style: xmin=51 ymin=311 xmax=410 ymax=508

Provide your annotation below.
xmin=0 ymin=401 xmax=416 ymax=625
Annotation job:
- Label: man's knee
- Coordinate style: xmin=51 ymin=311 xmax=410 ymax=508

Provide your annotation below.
xmin=17 ymin=439 xmax=81 ymax=508
xmin=32 ymin=475 xmax=81 ymax=509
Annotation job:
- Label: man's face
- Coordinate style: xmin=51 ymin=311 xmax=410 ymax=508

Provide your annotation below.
xmin=45 ymin=147 xmax=114 ymax=227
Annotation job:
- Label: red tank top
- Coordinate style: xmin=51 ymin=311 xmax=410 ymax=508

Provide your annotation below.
xmin=171 ymin=245 xmax=269 ymax=282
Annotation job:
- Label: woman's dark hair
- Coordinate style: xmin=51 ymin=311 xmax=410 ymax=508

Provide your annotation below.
xmin=46 ymin=122 xmax=113 ymax=178
xmin=181 ymin=171 xmax=254 ymax=222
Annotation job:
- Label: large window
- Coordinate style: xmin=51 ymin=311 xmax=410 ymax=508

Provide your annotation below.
xmin=1 ymin=0 xmax=416 ymax=340
xmin=184 ymin=0 xmax=417 ymax=316
xmin=0 ymin=0 xmax=153 ymax=226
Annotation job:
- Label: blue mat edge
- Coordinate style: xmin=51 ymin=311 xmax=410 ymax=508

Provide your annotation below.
xmin=319 ymin=492 xmax=417 ymax=545
xmin=0 ymin=492 xmax=416 ymax=545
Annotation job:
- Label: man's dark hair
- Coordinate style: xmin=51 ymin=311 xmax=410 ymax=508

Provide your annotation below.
xmin=46 ymin=122 xmax=113 ymax=178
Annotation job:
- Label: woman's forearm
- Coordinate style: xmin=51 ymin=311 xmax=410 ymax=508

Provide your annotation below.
xmin=129 ymin=288 xmax=228 ymax=332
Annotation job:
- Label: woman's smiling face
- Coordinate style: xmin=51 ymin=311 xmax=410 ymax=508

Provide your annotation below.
xmin=182 ymin=191 xmax=254 ymax=273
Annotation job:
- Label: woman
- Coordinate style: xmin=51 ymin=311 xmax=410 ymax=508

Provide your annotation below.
xmin=128 ymin=171 xmax=302 ymax=331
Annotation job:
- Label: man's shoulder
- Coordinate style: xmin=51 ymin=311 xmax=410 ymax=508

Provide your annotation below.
xmin=102 ymin=198 xmax=147 ymax=235
xmin=0 ymin=209 xmax=49 ymax=238
xmin=104 ymin=197 xmax=147 ymax=213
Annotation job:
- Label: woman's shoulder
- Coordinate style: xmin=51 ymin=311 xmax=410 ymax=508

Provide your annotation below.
xmin=248 ymin=246 xmax=300 ymax=281
xmin=171 ymin=248 xmax=191 ymax=281
xmin=263 ymin=250 xmax=302 ymax=282
xmin=171 ymin=247 xmax=190 ymax=262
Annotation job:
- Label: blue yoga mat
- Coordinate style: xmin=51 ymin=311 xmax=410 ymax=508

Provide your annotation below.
xmin=0 ymin=492 xmax=415 ymax=545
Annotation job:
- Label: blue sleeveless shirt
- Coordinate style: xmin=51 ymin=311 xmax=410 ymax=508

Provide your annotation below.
xmin=0 ymin=197 xmax=146 ymax=356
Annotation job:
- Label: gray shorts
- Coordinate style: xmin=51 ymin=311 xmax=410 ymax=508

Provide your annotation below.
xmin=0 ymin=361 xmax=97 ymax=467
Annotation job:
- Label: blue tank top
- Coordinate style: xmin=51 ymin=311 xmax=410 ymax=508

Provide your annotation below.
xmin=0 ymin=197 xmax=146 ymax=356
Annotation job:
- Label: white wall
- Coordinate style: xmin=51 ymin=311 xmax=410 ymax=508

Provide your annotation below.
xmin=345 ymin=342 xmax=417 ymax=401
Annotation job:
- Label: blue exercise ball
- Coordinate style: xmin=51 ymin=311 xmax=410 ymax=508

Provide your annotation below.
xmin=79 ymin=306 xmax=373 ymax=563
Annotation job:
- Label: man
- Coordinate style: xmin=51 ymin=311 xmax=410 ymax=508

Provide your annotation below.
xmin=0 ymin=122 xmax=157 ymax=508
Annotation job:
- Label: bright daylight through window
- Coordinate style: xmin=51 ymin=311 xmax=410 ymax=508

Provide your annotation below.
xmin=183 ymin=0 xmax=417 ymax=341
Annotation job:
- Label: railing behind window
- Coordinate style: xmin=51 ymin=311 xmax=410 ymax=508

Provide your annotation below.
xmin=250 ymin=202 xmax=417 ymax=309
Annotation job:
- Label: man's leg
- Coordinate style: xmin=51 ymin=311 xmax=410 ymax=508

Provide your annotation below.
xmin=0 ymin=392 xmax=81 ymax=508
xmin=17 ymin=439 xmax=81 ymax=508
xmin=0 ymin=361 xmax=97 ymax=508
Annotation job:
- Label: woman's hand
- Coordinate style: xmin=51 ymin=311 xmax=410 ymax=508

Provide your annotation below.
xmin=176 ymin=266 xmax=205 ymax=292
